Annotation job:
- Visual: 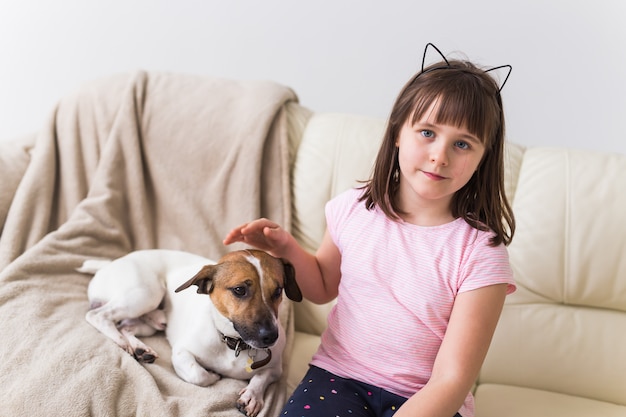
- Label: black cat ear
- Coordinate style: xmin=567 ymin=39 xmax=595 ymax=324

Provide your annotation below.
xmin=485 ymin=64 xmax=512 ymax=93
xmin=418 ymin=43 xmax=512 ymax=93
xmin=421 ymin=42 xmax=450 ymax=73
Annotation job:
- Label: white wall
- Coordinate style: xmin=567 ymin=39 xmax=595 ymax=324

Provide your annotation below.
xmin=1 ymin=0 xmax=625 ymax=154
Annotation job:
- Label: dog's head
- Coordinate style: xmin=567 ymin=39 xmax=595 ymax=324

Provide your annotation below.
xmin=175 ymin=250 xmax=302 ymax=349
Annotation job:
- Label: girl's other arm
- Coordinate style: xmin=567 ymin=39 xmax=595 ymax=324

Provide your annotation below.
xmin=394 ymin=283 xmax=508 ymax=417
xmin=223 ymin=219 xmax=341 ymax=304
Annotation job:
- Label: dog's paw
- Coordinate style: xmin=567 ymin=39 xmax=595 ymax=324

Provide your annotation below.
xmin=133 ymin=347 xmax=158 ymax=363
xmin=236 ymin=388 xmax=264 ymax=417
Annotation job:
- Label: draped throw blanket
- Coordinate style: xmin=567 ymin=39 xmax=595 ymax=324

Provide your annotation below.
xmin=0 ymin=71 xmax=298 ymax=417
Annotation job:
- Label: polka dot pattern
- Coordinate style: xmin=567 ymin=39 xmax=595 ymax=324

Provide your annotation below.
xmin=280 ymin=366 xmax=408 ymax=417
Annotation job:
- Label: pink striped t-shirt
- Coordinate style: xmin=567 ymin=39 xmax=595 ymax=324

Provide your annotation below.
xmin=310 ymin=188 xmax=516 ymax=417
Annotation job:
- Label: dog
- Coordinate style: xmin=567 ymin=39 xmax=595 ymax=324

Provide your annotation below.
xmin=79 ymin=249 xmax=302 ymax=417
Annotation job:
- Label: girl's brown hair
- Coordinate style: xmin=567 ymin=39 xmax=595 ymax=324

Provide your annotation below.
xmin=359 ymin=60 xmax=515 ymax=246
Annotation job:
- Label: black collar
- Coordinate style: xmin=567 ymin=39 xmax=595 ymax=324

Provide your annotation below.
xmin=220 ymin=333 xmax=272 ymax=370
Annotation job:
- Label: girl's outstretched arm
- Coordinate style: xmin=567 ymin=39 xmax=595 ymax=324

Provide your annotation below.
xmin=394 ymin=283 xmax=508 ymax=417
xmin=223 ymin=218 xmax=341 ymax=304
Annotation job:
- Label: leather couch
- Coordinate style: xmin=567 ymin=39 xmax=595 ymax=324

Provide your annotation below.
xmin=1 ymin=89 xmax=624 ymax=417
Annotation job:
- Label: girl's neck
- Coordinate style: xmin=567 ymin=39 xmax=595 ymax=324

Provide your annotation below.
xmin=395 ymin=192 xmax=455 ymax=227
xmin=398 ymin=209 xmax=455 ymax=227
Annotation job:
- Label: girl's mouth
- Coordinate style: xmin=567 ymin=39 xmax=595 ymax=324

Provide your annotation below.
xmin=422 ymin=171 xmax=446 ymax=181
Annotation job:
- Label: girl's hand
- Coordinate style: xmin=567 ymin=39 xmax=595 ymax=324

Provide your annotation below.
xmin=223 ymin=218 xmax=291 ymax=258
xmin=226 ymin=222 xmax=343 ymax=304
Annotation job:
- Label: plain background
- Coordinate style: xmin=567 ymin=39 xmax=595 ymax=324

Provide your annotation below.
xmin=1 ymin=0 xmax=625 ymax=154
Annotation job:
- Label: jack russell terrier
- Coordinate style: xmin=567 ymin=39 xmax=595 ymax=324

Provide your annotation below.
xmin=79 ymin=249 xmax=302 ymax=417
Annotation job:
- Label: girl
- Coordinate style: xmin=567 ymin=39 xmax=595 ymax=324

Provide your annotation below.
xmin=224 ymin=44 xmax=516 ymax=417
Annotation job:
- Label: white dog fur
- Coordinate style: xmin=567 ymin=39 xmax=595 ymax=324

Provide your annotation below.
xmin=79 ymin=249 xmax=302 ymax=417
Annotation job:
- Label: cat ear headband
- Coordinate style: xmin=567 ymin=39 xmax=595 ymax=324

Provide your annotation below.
xmin=418 ymin=43 xmax=512 ymax=93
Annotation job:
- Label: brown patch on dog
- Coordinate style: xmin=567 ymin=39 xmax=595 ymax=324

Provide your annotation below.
xmin=175 ymin=250 xmax=301 ymax=347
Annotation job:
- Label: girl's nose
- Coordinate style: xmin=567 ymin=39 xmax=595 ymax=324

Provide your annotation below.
xmin=430 ymin=145 xmax=449 ymax=166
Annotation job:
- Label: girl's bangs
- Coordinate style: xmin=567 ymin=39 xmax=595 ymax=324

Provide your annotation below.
xmin=409 ymin=76 xmax=499 ymax=145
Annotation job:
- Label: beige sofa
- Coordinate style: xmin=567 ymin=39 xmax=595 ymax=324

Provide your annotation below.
xmin=283 ymin=103 xmax=626 ymax=416
xmin=0 ymin=74 xmax=624 ymax=416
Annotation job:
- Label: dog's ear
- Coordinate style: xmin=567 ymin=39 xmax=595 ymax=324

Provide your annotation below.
xmin=175 ymin=264 xmax=217 ymax=294
xmin=281 ymin=259 xmax=302 ymax=302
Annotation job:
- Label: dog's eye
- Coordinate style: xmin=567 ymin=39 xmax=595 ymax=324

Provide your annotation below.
xmin=272 ymin=287 xmax=282 ymax=300
xmin=231 ymin=286 xmax=248 ymax=298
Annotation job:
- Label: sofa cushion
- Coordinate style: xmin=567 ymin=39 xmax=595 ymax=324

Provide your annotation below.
xmin=508 ymin=148 xmax=626 ymax=311
xmin=291 ymin=112 xmax=385 ymax=253
xmin=479 ymin=147 xmax=626 ymax=407
xmin=286 ymin=331 xmax=321 ymax=394
xmin=475 ymin=384 xmax=626 ymax=417
xmin=290 ymin=112 xmax=385 ymax=335
xmin=480 ymin=303 xmax=626 ymax=404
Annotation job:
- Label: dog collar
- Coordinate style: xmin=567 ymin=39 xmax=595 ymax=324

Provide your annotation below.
xmin=220 ymin=333 xmax=272 ymax=370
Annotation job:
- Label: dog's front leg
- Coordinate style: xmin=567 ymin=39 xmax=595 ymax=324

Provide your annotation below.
xmin=171 ymin=346 xmax=221 ymax=387
xmin=236 ymin=368 xmax=281 ymax=417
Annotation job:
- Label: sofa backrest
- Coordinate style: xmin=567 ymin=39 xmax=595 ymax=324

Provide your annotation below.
xmin=286 ymin=103 xmax=626 ymax=406
xmin=479 ymin=147 xmax=626 ymax=406
xmin=287 ymin=105 xmax=385 ymax=334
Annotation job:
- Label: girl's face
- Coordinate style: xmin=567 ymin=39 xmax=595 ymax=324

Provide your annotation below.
xmin=395 ymin=105 xmax=486 ymax=224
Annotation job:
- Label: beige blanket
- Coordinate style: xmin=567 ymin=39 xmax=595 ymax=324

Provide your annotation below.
xmin=0 ymin=71 xmax=298 ymax=417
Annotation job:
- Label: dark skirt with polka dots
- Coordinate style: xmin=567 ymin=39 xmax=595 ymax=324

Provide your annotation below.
xmin=281 ymin=365 xmax=463 ymax=417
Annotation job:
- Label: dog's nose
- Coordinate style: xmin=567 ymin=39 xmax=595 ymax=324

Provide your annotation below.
xmin=259 ymin=327 xmax=279 ymax=346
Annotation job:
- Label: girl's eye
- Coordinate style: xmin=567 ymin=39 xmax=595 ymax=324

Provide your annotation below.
xmin=420 ymin=130 xmax=434 ymax=138
xmin=455 ymin=141 xmax=470 ymax=150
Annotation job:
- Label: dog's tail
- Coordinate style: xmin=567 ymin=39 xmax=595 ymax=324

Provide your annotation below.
xmin=76 ymin=259 xmax=113 ymax=275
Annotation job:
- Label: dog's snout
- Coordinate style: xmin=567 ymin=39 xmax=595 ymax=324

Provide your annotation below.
xmin=259 ymin=326 xmax=279 ymax=346
xmin=235 ymin=320 xmax=279 ymax=349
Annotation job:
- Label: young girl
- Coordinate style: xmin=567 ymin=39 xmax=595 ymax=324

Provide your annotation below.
xmin=224 ymin=44 xmax=516 ymax=417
